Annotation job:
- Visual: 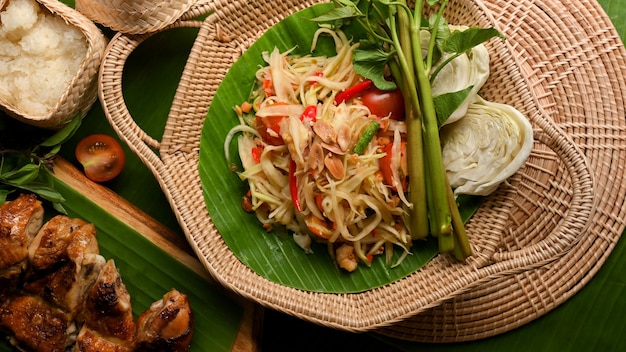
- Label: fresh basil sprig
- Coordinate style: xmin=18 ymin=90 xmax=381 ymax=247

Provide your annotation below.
xmin=313 ymin=0 xmax=503 ymax=260
xmin=0 ymin=114 xmax=82 ymax=212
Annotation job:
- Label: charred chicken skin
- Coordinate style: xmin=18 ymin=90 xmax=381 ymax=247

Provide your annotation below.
xmin=0 ymin=195 xmax=194 ymax=351
xmin=24 ymin=215 xmax=105 ymax=317
xmin=135 ymin=289 xmax=194 ymax=351
xmin=0 ymin=294 xmax=74 ymax=352
xmin=0 ymin=194 xmax=44 ymax=292
xmin=80 ymin=259 xmax=137 ymax=344
xmin=74 ymin=326 xmax=133 ymax=352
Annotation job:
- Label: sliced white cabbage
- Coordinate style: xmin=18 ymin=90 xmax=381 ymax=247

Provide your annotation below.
xmin=264 ymin=47 xmax=298 ymax=103
xmin=279 ymin=115 xmax=310 ymax=166
xmin=255 ymin=102 xmax=305 ymax=119
xmin=440 ymin=97 xmax=534 ymax=196
xmin=428 ymin=25 xmax=491 ymax=125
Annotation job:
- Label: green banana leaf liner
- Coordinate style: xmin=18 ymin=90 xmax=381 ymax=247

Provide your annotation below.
xmin=200 ymin=3 xmax=480 ymax=294
xmin=0 ymin=182 xmax=244 ymax=352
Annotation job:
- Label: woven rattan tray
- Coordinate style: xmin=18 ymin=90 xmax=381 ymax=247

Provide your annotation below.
xmin=98 ymin=0 xmax=626 ymax=342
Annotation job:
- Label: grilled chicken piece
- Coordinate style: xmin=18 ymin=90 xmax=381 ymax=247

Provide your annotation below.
xmin=135 ymin=289 xmax=194 ymax=352
xmin=0 ymin=294 xmax=75 ymax=352
xmin=74 ymin=325 xmax=133 ymax=352
xmin=66 ymin=221 xmax=100 ymax=262
xmin=1 ymin=197 xmax=196 ymax=351
xmin=24 ymin=215 xmax=105 ymax=316
xmin=27 ymin=215 xmax=93 ymax=271
xmin=0 ymin=194 xmax=44 ymax=291
xmin=23 ymin=253 xmax=106 ymax=316
xmin=80 ymin=259 xmax=136 ymax=344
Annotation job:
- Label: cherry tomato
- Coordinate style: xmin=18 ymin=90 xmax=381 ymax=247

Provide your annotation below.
xmin=380 ymin=141 xmax=408 ymax=190
xmin=75 ymin=134 xmax=126 ymax=182
xmin=361 ymin=86 xmax=405 ymax=120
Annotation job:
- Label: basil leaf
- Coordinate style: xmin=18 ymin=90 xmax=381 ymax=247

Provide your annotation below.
xmin=0 ymin=188 xmax=12 ymax=203
xmin=0 ymin=114 xmax=79 ymax=207
xmin=443 ymin=27 xmax=504 ymax=53
xmin=0 ymin=164 xmax=40 ymax=185
xmin=17 ymin=168 xmax=65 ymax=204
xmin=40 ymin=114 xmax=82 ymax=147
xmin=353 ymin=47 xmax=397 ymax=90
xmin=310 ymin=5 xmax=360 ymax=22
xmin=433 ymin=85 xmax=474 ymax=126
xmin=21 ymin=185 xmax=65 ymax=203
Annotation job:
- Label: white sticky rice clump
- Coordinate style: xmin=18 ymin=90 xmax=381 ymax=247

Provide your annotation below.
xmin=0 ymin=0 xmax=87 ymax=117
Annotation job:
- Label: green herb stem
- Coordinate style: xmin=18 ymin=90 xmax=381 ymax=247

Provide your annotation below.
xmin=393 ymin=2 xmax=429 ymax=239
xmin=447 ymin=176 xmax=472 ymax=260
xmin=425 ymin=0 xmax=449 ymax=73
xmin=407 ymin=1 xmax=453 ymax=239
xmin=319 ymin=0 xmax=476 ymax=258
xmin=429 ymin=51 xmax=463 ymax=84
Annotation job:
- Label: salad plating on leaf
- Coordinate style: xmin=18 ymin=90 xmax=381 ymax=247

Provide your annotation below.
xmin=225 ymin=0 xmax=533 ymax=271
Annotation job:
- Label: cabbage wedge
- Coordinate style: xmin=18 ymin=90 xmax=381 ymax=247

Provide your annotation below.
xmin=430 ymin=25 xmax=491 ymax=125
xmin=441 ymin=97 xmax=534 ymax=196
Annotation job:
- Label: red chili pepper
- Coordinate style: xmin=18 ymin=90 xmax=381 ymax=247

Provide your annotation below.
xmin=251 ymin=146 xmax=263 ymax=163
xmin=289 ymin=159 xmax=302 ymax=212
xmin=335 ymin=79 xmax=373 ymax=104
xmin=315 ymin=194 xmax=324 ymax=213
xmin=366 ymin=254 xmax=374 ymax=263
xmin=300 ymin=105 xmax=317 ymax=123
xmin=310 ymin=71 xmax=324 ymax=86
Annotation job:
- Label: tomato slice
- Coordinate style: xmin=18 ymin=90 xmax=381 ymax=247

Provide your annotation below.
xmin=75 ymin=134 xmax=126 ymax=182
xmin=254 ymin=102 xmax=290 ymax=145
xmin=254 ymin=114 xmax=285 ymax=146
xmin=380 ymin=141 xmax=408 ymax=190
xmin=361 ymin=86 xmax=405 ymax=120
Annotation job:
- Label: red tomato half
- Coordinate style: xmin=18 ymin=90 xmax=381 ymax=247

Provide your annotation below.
xmin=254 ymin=114 xmax=285 ymax=146
xmin=254 ymin=102 xmax=290 ymax=146
xmin=361 ymin=86 xmax=405 ymax=120
xmin=380 ymin=141 xmax=408 ymax=190
xmin=75 ymin=134 xmax=126 ymax=182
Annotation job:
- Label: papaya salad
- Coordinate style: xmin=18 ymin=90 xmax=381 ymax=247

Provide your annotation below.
xmin=225 ymin=1 xmax=533 ymax=272
xmin=225 ymin=29 xmax=415 ymax=272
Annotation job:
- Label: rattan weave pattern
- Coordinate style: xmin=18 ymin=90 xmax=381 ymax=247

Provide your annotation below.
xmin=380 ymin=0 xmax=626 ymax=341
xmin=98 ymin=0 xmax=626 ymax=341
xmin=0 ymin=0 xmax=107 ymax=129
xmin=75 ymin=0 xmax=213 ymax=34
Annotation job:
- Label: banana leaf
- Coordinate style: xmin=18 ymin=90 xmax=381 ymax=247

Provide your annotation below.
xmin=0 ymin=2 xmax=244 ymax=349
xmin=200 ymin=4 xmax=480 ymax=293
xmin=0 ymin=178 xmax=244 ymax=352
xmin=58 ymin=26 xmax=198 ymax=237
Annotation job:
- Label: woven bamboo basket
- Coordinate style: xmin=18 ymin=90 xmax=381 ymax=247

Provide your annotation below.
xmin=75 ymin=0 xmax=211 ymax=34
xmin=98 ymin=0 xmax=626 ymax=341
xmin=0 ymin=0 xmax=107 ymax=129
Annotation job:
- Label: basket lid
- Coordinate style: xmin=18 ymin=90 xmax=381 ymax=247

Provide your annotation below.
xmin=75 ymin=0 xmax=201 ymax=34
